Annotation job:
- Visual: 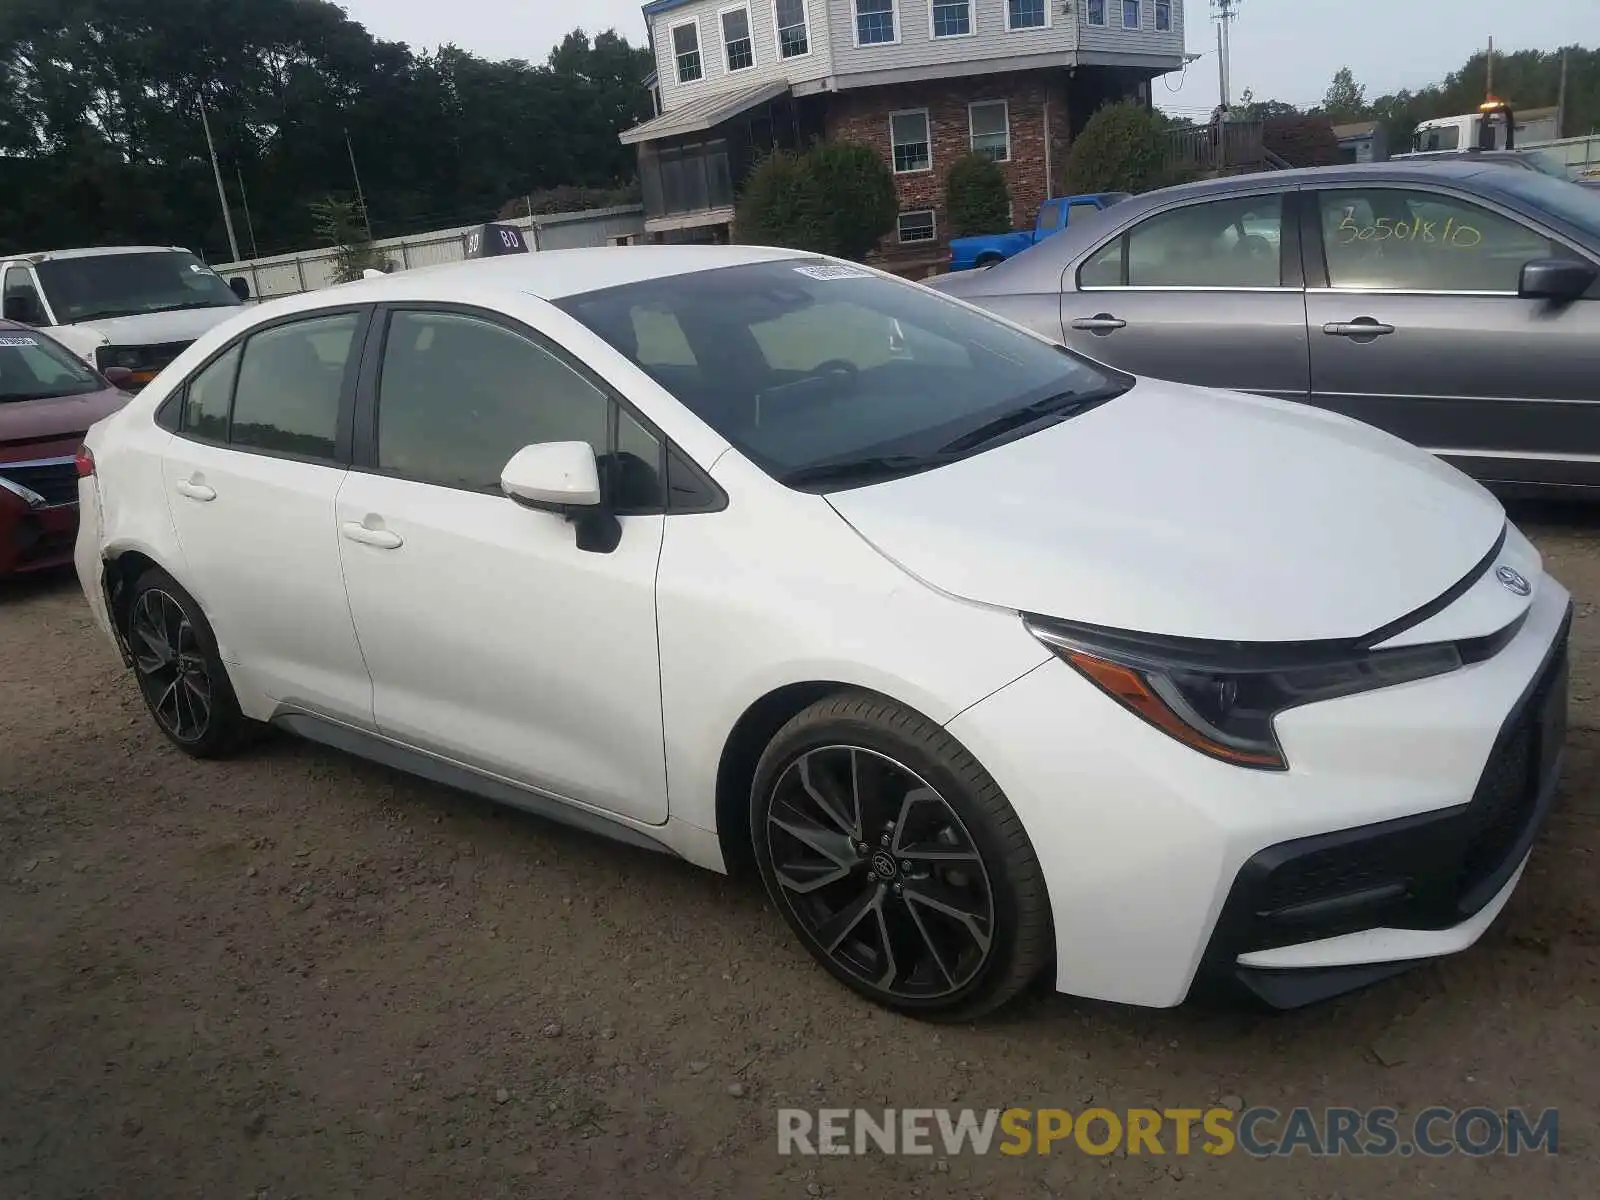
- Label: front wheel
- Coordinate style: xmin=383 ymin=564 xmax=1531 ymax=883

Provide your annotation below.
xmin=751 ymin=691 xmax=1052 ymax=1020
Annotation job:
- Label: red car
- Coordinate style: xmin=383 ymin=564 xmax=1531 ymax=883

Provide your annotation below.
xmin=0 ymin=320 xmax=133 ymax=577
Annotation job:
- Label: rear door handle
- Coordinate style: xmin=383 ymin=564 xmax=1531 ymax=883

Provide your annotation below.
xmin=174 ymin=479 xmax=216 ymax=502
xmin=341 ymin=522 xmax=403 ymax=550
xmin=1322 ymin=320 xmax=1395 ymax=338
xmin=1070 ymin=314 xmax=1127 ymax=333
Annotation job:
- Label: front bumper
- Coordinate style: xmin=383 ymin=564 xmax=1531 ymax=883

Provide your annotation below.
xmin=944 ymin=573 xmax=1573 ymax=1009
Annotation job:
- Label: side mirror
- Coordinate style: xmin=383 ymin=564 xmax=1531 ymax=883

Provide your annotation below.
xmin=1518 ymin=258 xmax=1597 ymax=302
xmin=501 ymin=441 xmax=602 ymax=512
xmin=3 ymin=295 xmax=37 ymax=324
xmin=102 ymin=365 xmax=136 ymax=389
xmin=228 ymin=276 xmax=251 ymax=300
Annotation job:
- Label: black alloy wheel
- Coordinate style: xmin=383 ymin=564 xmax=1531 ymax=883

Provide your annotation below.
xmin=752 ymin=692 xmax=1052 ymax=1019
xmin=130 ymin=586 xmax=213 ymax=743
xmin=766 ymin=745 xmax=996 ymax=1001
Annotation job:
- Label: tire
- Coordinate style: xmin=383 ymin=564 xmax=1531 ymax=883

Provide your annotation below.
xmin=124 ymin=567 xmax=255 ymax=758
xmin=976 ymin=254 xmax=1004 ymax=269
xmin=750 ymin=690 xmax=1052 ymax=1020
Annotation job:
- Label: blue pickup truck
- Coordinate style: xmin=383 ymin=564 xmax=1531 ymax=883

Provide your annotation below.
xmin=948 ymin=192 xmax=1130 ymax=271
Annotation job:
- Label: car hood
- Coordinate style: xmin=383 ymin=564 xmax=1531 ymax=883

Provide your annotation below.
xmin=48 ymin=304 xmax=242 ymax=347
xmin=825 ymin=379 xmax=1505 ymax=643
xmin=0 ymin=386 xmax=130 ymax=454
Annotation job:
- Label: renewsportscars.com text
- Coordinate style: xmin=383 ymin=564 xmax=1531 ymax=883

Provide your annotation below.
xmin=777 ymin=1106 xmax=1559 ymax=1158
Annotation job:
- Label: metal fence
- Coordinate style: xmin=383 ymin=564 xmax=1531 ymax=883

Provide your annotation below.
xmin=214 ymin=205 xmax=647 ymax=300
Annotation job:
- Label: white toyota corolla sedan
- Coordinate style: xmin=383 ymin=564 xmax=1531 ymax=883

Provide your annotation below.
xmin=73 ymin=245 xmax=1570 ymax=1019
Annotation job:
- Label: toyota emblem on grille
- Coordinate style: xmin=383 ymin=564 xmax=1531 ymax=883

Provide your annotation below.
xmin=1495 ymin=566 xmax=1532 ymax=597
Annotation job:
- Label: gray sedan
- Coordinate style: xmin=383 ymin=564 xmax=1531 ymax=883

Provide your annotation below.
xmin=930 ymin=161 xmax=1600 ymax=497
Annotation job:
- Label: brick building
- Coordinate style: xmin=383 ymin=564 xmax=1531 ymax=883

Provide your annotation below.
xmin=620 ymin=0 xmax=1191 ymax=267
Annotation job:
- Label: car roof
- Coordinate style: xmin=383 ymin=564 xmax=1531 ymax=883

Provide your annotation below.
xmin=2 ymin=245 xmax=192 ymax=263
xmin=321 ymin=243 xmax=815 ymax=303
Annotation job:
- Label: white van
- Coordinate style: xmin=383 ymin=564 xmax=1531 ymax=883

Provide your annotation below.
xmin=0 ymin=246 xmax=252 ymax=389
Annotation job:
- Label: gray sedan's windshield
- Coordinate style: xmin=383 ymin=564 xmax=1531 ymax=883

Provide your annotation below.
xmin=556 ymin=259 xmax=1126 ymax=485
xmin=1494 ymin=170 xmax=1600 ymax=240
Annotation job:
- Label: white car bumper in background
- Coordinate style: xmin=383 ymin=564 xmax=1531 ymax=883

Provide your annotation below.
xmin=946 ymin=578 xmax=1573 ymax=1009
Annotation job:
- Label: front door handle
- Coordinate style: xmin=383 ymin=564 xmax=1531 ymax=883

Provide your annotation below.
xmin=1322 ymin=319 xmax=1396 ymax=339
xmin=1070 ymin=313 xmax=1127 ymax=334
xmin=174 ymin=479 xmax=216 ymax=502
xmin=341 ymin=522 xmax=403 ymax=550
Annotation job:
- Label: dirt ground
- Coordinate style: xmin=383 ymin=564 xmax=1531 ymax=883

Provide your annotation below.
xmin=2 ymin=502 xmax=1598 ymax=1200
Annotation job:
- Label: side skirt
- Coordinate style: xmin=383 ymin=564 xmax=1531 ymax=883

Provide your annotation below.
xmin=272 ymin=710 xmax=680 ymax=859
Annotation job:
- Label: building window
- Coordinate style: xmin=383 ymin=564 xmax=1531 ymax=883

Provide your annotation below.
xmin=931 ymin=0 xmax=971 ymax=37
xmin=898 ymin=211 xmax=936 ymax=243
xmin=721 ymin=7 xmax=754 ymax=71
xmin=1085 ymin=0 xmax=1106 ymax=26
xmin=1122 ymin=0 xmax=1140 ymax=28
xmin=855 ymin=0 xmax=897 ymax=45
xmin=890 ymin=109 xmax=931 ymax=173
xmin=969 ymin=101 xmax=1010 ymax=162
xmin=775 ymin=0 xmax=810 ymax=57
xmin=1007 ymin=0 xmax=1047 ymax=29
xmin=1155 ymin=0 xmax=1171 ymax=30
xmin=672 ymin=20 xmax=702 ymax=83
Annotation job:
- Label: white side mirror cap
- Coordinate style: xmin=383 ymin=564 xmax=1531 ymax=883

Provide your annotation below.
xmin=501 ymin=441 xmax=601 ymax=510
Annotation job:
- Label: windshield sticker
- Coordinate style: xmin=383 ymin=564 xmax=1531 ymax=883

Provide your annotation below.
xmin=0 ymin=335 xmax=39 ymax=347
xmin=793 ymin=263 xmax=873 ymax=281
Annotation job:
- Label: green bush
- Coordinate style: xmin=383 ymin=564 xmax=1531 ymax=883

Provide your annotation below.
xmin=1062 ymin=100 xmax=1171 ymax=196
xmin=801 ymin=140 xmax=899 ymax=261
xmin=735 ymin=141 xmax=897 ymax=260
xmin=945 ymin=154 xmax=1011 ymax=236
xmin=734 ymin=150 xmax=824 ymax=251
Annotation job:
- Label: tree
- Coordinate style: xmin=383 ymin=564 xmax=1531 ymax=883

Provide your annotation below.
xmin=1320 ymin=67 xmax=1368 ymax=123
xmin=1063 ymin=100 xmax=1172 ymax=195
xmin=945 ymin=153 xmax=1011 ymax=236
xmin=802 ymin=140 xmax=898 ymax=261
xmin=310 ymin=195 xmax=389 ymax=282
xmin=1236 ymin=89 xmax=1301 ymax=121
xmin=734 ymin=150 xmax=824 ymax=251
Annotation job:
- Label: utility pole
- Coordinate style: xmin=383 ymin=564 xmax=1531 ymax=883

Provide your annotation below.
xmin=1486 ymin=36 xmax=1495 ymax=97
xmin=345 ymin=127 xmax=373 ymax=240
xmin=236 ymin=168 xmax=260 ymax=260
xmin=1210 ymin=0 xmax=1241 ymax=111
xmin=1557 ymin=47 xmax=1570 ymax=138
xmin=198 ymin=91 xmax=241 ymax=263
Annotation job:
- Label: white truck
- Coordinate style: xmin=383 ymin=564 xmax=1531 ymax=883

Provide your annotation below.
xmin=0 ymin=246 xmax=253 ymax=390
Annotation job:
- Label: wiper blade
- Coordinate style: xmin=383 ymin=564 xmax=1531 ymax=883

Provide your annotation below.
xmin=69 ymin=308 xmax=143 ymax=322
xmin=158 ymin=301 xmax=235 ymax=312
xmin=781 ymin=453 xmax=956 ymax=488
xmin=937 ymin=390 xmax=1105 ymax=456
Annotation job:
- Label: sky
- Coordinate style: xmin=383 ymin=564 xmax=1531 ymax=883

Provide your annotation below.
xmin=335 ymin=0 xmax=1599 ymax=118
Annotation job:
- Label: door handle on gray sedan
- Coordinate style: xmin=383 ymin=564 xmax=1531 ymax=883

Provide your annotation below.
xmin=1322 ymin=319 xmax=1396 ymax=339
xmin=1070 ymin=314 xmax=1127 ymax=334
xmin=174 ymin=479 xmax=216 ymax=502
xmin=341 ymin=522 xmax=403 ymax=550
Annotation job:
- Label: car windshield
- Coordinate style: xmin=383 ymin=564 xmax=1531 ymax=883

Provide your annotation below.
xmin=36 ymin=251 xmax=243 ymax=324
xmin=0 ymin=330 xmax=103 ymax=402
xmin=556 ymin=258 xmax=1127 ymax=487
xmin=1493 ymin=169 xmax=1600 ymax=240
xmin=1521 ymin=149 xmax=1573 ymax=179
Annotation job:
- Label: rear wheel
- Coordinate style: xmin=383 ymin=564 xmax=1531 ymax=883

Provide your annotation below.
xmin=751 ymin=691 xmax=1051 ymax=1020
xmin=126 ymin=567 xmax=255 ymax=758
xmin=975 ymin=253 xmax=1004 ymax=268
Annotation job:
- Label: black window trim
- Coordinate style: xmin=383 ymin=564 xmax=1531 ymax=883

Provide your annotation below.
xmin=1072 ymin=187 xmax=1301 ymax=292
xmin=1298 ymin=180 xmax=1599 ymax=296
xmin=154 ymin=304 xmax=374 ymax=470
xmin=350 ymin=301 xmax=727 ymax=517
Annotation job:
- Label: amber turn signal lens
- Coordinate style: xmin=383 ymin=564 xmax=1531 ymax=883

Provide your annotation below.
xmin=1059 ymin=648 xmax=1286 ymax=769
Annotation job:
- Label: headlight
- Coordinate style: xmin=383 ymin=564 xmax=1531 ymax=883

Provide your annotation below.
xmin=95 ymin=346 xmax=143 ymax=370
xmin=1025 ymin=615 xmax=1516 ymax=770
